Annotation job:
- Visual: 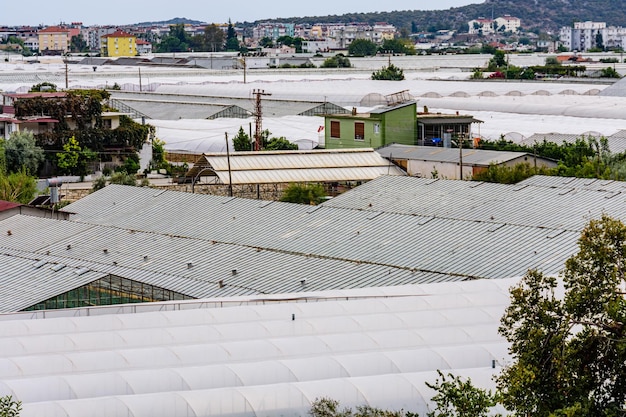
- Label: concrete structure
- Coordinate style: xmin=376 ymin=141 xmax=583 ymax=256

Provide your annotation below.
xmin=324 ymin=99 xmax=417 ymax=149
xmin=37 ymin=25 xmax=70 ymax=54
xmin=376 ymin=144 xmax=557 ymax=180
xmin=494 ymin=15 xmax=521 ymax=33
xmin=559 ymin=21 xmax=626 ymax=51
xmin=101 ymin=30 xmax=137 ymax=57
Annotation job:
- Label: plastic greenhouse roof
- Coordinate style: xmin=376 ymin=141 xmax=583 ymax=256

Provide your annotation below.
xmin=0 ymin=278 xmax=516 ymax=417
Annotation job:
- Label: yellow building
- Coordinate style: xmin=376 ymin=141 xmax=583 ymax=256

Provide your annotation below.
xmin=38 ymin=26 xmax=70 ymax=54
xmin=101 ymin=30 xmax=137 ymax=57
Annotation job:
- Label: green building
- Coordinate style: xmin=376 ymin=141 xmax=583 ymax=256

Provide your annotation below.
xmin=324 ymin=101 xmax=417 ymax=149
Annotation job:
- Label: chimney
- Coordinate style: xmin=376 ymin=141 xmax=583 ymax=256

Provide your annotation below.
xmin=351 ymin=107 xmax=357 ymax=115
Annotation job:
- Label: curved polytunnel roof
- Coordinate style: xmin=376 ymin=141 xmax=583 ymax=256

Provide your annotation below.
xmin=0 ymin=279 xmax=516 ymax=417
xmin=18 ymin=368 xmax=505 ymax=417
xmin=148 ymin=115 xmax=325 ymax=153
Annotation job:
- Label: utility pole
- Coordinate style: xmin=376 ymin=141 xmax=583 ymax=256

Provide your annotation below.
xmin=459 ymin=134 xmax=463 ymax=180
xmin=252 ymin=89 xmax=271 ymax=151
xmin=225 ymin=132 xmax=233 ymax=197
xmin=64 ymin=58 xmax=69 ymax=89
xmin=138 ymin=67 xmax=142 ymax=92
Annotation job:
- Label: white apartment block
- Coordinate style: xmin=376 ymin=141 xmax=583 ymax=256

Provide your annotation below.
xmin=494 ymin=15 xmax=520 ymax=33
xmin=560 ymin=21 xmax=626 ymax=51
xmin=468 ymin=18 xmax=495 ymax=35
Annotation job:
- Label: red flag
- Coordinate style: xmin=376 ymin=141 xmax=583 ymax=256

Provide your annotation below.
xmin=317 ymin=126 xmax=324 ymax=133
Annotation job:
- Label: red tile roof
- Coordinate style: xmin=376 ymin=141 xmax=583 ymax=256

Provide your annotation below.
xmin=102 ymin=30 xmax=135 ymax=38
xmin=38 ymin=26 xmax=70 ymax=33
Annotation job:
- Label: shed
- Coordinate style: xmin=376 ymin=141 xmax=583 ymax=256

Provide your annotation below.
xmin=377 ymin=144 xmax=557 ymax=180
xmin=186 ymin=148 xmax=406 ymax=187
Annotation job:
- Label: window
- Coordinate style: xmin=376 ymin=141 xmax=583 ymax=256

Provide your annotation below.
xmin=330 ymin=120 xmax=340 ymax=138
xmin=374 ymin=123 xmax=380 ymax=134
xmin=354 ymin=122 xmax=365 ymax=140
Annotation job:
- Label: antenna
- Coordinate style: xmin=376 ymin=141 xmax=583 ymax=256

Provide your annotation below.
xmin=252 ymin=89 xmax=271 ymax=151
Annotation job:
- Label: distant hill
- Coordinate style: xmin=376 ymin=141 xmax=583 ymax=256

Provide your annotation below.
xmin=260 ymin=0 xmax=626 ymax=34
xmin=135 ymin=17 xmax=205 ymax=27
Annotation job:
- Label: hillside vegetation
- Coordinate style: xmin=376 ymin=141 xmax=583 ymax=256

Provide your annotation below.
xmin=264 ymin=0 xmax=626 ymax=34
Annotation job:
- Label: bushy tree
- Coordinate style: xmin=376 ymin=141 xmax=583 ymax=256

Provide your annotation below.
xmin=348 ymin=39 xmax=378 ymax=56
xmin=497 ymin=214 xmax=626 ymax=416
xmin=371 ymin=64 xmax=405 ymax=80
xmin=280 ymin=183 xmax=326 ymax=205
xmin=426 ymin=371 xmax=501 ymax=417
xmin=29 ymin=82 xmax=57 ymax=92
xmin=379 ymin=38 xmax=416 ymax=55
xmin=264 ymin=137 xmax=298 ymax=151
xmin=0 ymin=169 xmax=37 ymax=204
xmin=56 ymin=136 xmax=96 ymax=177
xmin=321 ymin=54 xmax=351 ymax=68
xmin=4 ymin=131 xmax=45 ymax=175
xmin=233 ymin=126 xmax=252 ymax=151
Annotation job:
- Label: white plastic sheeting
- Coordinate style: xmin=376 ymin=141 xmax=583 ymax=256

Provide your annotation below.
xmin=148 ymin=116 xmax=325 ymax=153
xmin=0 ymin=278 xmax=516 ymax=417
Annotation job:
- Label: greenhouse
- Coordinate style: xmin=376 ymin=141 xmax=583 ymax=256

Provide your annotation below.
xmin=0 ymin=278 xmax=514 ymax=417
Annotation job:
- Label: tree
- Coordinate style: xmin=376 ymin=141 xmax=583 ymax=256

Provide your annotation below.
xmin=0 ymin=395 xmax=22 ymax=417
xmin=280 ymin=183 xmax=326 ymax=205
xmin=425 ymin=370 xmax=501 ymax=417
xmin=259 ymin=37 xmax=274 ymax=48
xmin=371 ymin=64 xmax=405 ymax=80
xmin=225 ymin=19 xmax=240 ymax=51
xmin=4 ymin=131 xmax=45 ymax=175
xmin=157 ymin=23 xmax=191 ymax=53
xmin=70 ymin=34 xmax=88 ymax=53
xmin=497 ymin=214 xmax=626 ymax=416
xmin=56 ymin=136 xmax=95 ymax=177
xmin=348 ymin=39 xmax=378 ymax=56
xmin=600 ymin=66 xmax=621 ymax=78
xmin=487 ymin=50 xmax=507 ymax=70
xmin=321 ymin=54 xmax=351 ymax=68
xmin=29 ymin=82 xmax=57 ymax=92
xmin=201 ymin=24 xmax=225 ymax=52
xmin=0 ymin=169 xmax=37 ymax=204
xmin=379 ymin=38 xmax=415 ymax=55
xmin=233 ymin=126 xmax=252 ymax=151
xmin=264 ymin=137 xmax=298 ymax=151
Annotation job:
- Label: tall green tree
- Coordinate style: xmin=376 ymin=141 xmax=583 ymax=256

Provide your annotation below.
xmin=497 ymin=214 xmax=626 ymax=416
xmin=371 ymin=63 xmax=405 ymax=80
xmin=202 ymin=24 xmax=225 ymax=52
xmin=225 ymin=19 xmax=240 ymax=51
xmin=426 ymin=371 xmax=501 ymax=417
xmin=4 ymin=131 xmax=45 ymax=175
xmin=233 ymin=126 xmax=252 ymax=151
xmin=157 ymin=23 xmax=191 ymax=52
xmin=280 ymin=183 xmax=326 ymax=205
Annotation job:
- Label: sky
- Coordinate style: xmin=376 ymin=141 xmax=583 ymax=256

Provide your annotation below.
xmin=4 ymin=0 xmax=480 ymax=26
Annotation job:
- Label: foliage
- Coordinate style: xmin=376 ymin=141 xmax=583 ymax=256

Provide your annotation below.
xmin=233 ymin=126 xmax=252 ymax=151
xmin=264 ymin=137 xmax=298 ymax=150
xmin=29 ymin=82 xmax=57 ymax=92
xmin=425 ymin=370 xmax=501 ymax=417
xmin=472 ymin=163 xmax=557 ymax=184
xmin=91 ymin=176 xmax=107 ymax=192
xmin=109 ymin=171 xmax=138 ymax=186
xmin=156 ymin=23 xmax=191 ymax=53
xmin=371 ymin=64 xmax=405 ymax=80
xmin=70 ymin=34 xmax=88 ymax=53
xmin=476 ymin=136 xmax=626 ymax=181
xmin=0 ymin=395 xmax=22 ymax=417
xmin=225 ymin=19 xmax=240 ymax=51
xmin=56 ymin=136 xmax=96 ymax=177
xmin=308 ymin=397 xmax=410 ymax=417
xmin=321 ymin=54 xmax=352 ymax=68
xmin=116 ymin=152 xmax=140 ymax=174
xmin=199 ymin=24 xmax=225 ymax=52
xmin=470 ymin=68 xmax=484 ymax=79
xmin=0 ymin=169 xmax=38 ymax=204
xmin=348 ymin=39 xmax=378 ymax=56
xmin=280 ymin=183 xmax=327 ymax=205
xmin=379 ymin=38 xmax=416 ymax=55
xmin=4 ymin=131 xmax=45 ymax=175
xmin=149 ymin=138 xmax=167 ymax=170
xmin=600 ymin=66 xmax=621 ymax=78
xmin=497 ymin=214 xmax=626 ymax=416
xmin=487 ymin=50 xmax=507 ymax=70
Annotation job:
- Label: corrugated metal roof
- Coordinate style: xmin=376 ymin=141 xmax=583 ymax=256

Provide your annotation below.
xmin=194 ymin=149 xmax=406 ymax=184
xmin=0 ymin=215 xmax=466 ymax=311
xmin=214 ymin=167 xmax=405 ymax=184
xmin=0 ymin=251 xmax=106 ymax=313
xmin=64 ymin=184 xmax=579 ymax=279
xmin=517 ymin=175 xmax=626 ymax=193
xmin=322 ymin=175 xmax=626 ymax=232
xmin=376 ymin=144 xmax=549 ymax=166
